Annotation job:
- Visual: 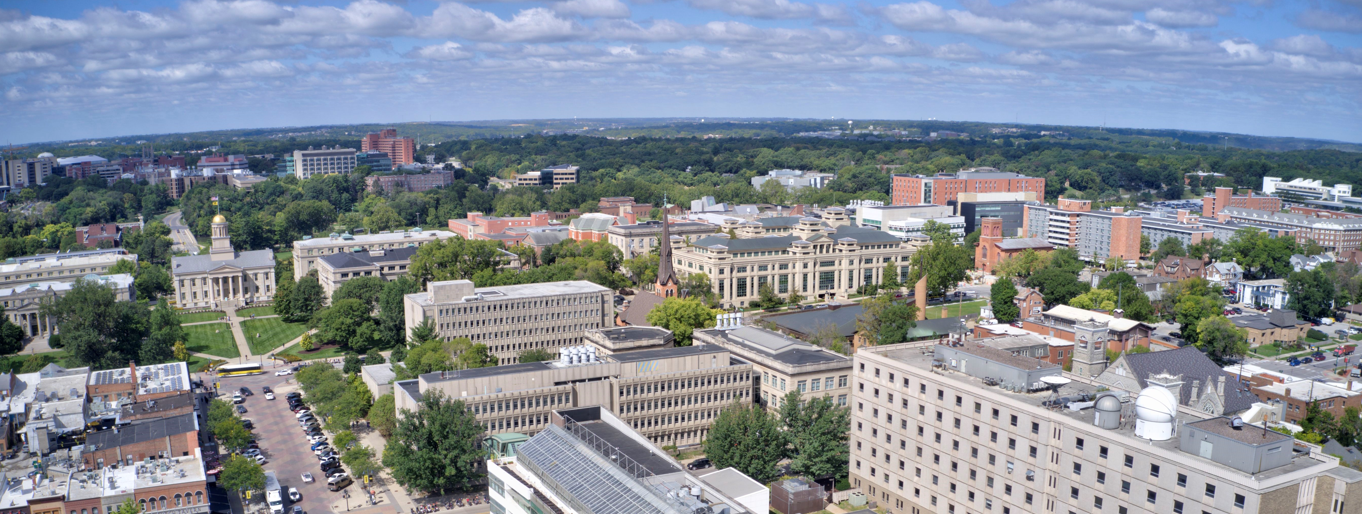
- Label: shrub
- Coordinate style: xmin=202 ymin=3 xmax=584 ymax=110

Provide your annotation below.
xmin=1308 ymin=329 xmax=1328 ymax=341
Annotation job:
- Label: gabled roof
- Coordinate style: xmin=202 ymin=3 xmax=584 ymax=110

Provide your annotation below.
xmin=317 ymin=246 xmax=417 ymax=270
xmin=570 ymin=214 xmax=618 ymax=232
xmin=620 ymin=291 xmax=666 ymax=326
xmin=994 ymin=238 xmax=1054 ymax=250
xmin=526 ymin=230 xmax=569 ymax=247
xmin=1115 ymin=347 xmax=1257 ymax=414
xmin=172 ymin=249 xmax=274 ymax=274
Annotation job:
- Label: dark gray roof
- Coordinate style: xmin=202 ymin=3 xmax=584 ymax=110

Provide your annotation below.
xmin=1118 ymin=347 xmax=1257 ymax=414
xmin=85 ymin=413 xmax=197 ymax=450
xmin=610 ymin=344 xmax=728 ymax=363
xmin=397 ymin=380 xmax=422 ymax=402
xmin=830 ymin=226 xmax=903 ymax=244
xmin=693 ymin=235 xmax=798 ymax=251
xmin=758 ymin=217 xmax=802 ymax=228
xmin=573 ymin=419 xmax=679 ymax=475
xmin=172 ymin=249 xmax=275 ymax=274
xmin=527 ymin=231 xmax=569 ymax=247
xmin=596 ymin=327 xmax=671 ymax=342
xmin=994 ymin=238 xmax=1054 ymax=250
xmin=764 ymin=304 xmax=863 ymax=338
xmin=620 ymin=291 xmax=665 ymax=326
xmin=318 ymin=246 xmax=417 ymax=269
xmin=118 ymin=391 xmax=196 ymax=419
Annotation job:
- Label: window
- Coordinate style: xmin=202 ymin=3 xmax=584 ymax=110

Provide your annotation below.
xmin=1005 ymin=485 xmax=1012 ymax=496
xmin=1120 ymin=508 xmax=1128 ymax=514
xmin=974 ymin=402 xmax=982 ymax=413
xmin=1100 ymin=446 xmax=1108 ymax=459
xmin=1235 ymin=494 xmax=1246 ymax=508
xmin=1071 ymin=487 xmax=1079 ymax=499
xmin=1147 ymin=491 xmax=1157 ymax=504
xmin=1205 ymin=484 xmax=1216 ymax=498
xmin=1174 ymin=500 xmax=1184 ymax=514
xmin=1096 ymin=471 xmax=1105 ymax=484
xmin=1010 ymin=415 xmax=1018 ymax=426
xmin=1150 ymin=464 xmax=1160 ymax=478
xmin=1025 ymin=493 xmax=1033 ymax=505
xmin=1095 ymin=497 xmax=1104 ymax=509
xmin=1124 ymin=455 xmax=1134 ymax=468
xmin=1031 ymin=422 xmax=1039 ymax=434
xmin=1177 ymin=473 xmax=1187 ymax=487
xmin=1029 ymin=446 xmax=1037 ymax=458
xmin=1073 ymin=463 xmax=1082 ymax=475
xmin=1075 ymin=437 xmax=1084 ymax=450
xmin=992 ymin=408 xmax=999 ymax=419
xmin=1008 ymin=438 xmax=1016 ymax=450
xmin=1122 ymin=481 xmax=1131 ymax=494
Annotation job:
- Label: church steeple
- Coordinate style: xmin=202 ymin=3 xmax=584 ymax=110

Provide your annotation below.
xmin=656 ymin=195 xmax=679 ymax=298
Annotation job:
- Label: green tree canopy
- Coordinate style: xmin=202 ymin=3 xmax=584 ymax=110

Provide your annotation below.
xmin=219 ymin=454 xmax=266 ymax=496
xmin=778 ymin=390 xmax=850 ymax=480
xmin=334 ymin=276 xmax=388 ymax=311
xmin=518 ymin=348 xmax=556 ymax=363
xmin=856 ymin=292 xmax=918 ymax=345
xmin=39 ymin=277 xmax=150 ymax=368
xmin=1195 ymin=315 xmax=1247 ymax=364
xmin=646 ymin=297 xmax=716 ymax=346
xmin=990 ymin=279 xmax=1020 ymax=323
xmin=1026 ymin=268 xmax=1090 ymax=307
xmin=703 ymin=401 xmax=787 ymax=483
xmin=1287 ymin=268 xmax=1336 ymax=322
xmin=382 ymin=391 xmax=486 ymax=495
xmin=311 ymin=298 xmax=382 ymax=353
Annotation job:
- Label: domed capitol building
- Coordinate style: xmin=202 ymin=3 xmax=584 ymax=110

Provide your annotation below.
xmin=170 ymin=213 xmax=276 ymax=309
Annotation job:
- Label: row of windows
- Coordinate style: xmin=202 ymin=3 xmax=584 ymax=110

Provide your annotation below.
xmin=620 ymin=373 xmax=749 ymax=397
xmin=435 ymin=295 xmax=603 ymax=317
xmin=438 ymin=309 xmax=599 ymax=329
xmin=0 ymin=264 xmax=115 ymax=284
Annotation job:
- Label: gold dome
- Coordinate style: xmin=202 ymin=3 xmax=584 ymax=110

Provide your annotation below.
xmin=212 ymin=214 xmax=227 ymax=224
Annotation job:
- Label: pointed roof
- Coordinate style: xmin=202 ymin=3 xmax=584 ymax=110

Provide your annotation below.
xmin=656 ymin=211 xmax=678 ymax=288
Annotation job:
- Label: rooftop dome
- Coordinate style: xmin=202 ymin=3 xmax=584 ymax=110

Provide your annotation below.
xmin=1134 ymin=385 xmax=1177 ymax=424
xmin=1094 ymin=394 xmax=1122 ymax=413
xmin=37 ymin=152 xmax=54 ymax=158
xmin=212 ymin=214 xmax=227 ymax=224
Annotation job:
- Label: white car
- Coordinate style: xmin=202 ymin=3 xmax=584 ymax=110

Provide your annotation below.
xmin=265 ymin=392 xmax=275 ymax=400
xmin=288 ymin=487 xmax=301 ymax=502
xmin=276 ymin=369 xmax=294 ymax=376
xmin=301 ymin=472 xmax=314 ymax=483
xmin=295 ymin=410 xmax=311 ymax=419
xmin=308 ymin=435 xmax=327 ymax=444
xmin=253 ymin=455 xmax=267 ymax=465
xmin=240 ymin=449 xmax=261 ymax=458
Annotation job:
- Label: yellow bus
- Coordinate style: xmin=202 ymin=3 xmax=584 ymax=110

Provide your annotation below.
xmin=215 ymin=363 xmax=263 ymax=377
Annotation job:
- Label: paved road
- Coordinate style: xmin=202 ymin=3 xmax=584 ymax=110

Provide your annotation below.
xmin=165 ymin=211 xmax=199 ymax=255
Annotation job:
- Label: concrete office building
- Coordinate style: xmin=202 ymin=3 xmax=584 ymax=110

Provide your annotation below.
xmin=850 ymin=341 xmax=1362 ymax=514
xmin=892 ymin=170 xmax=1044 ymax=206
xmin=1263 ymin=177 xmax=1352 ymax=202
xmin=692 ymin=319 xmax=851 ymax=411
xmin=0 ymin=249 xmax=136 ymax=289
xmin=1141 ymin=216 xmax=1214 ymax=249
xmin=1023 ymin=199 xmax=1143 ymax=261
xmin=515 ymin=165 xmax=579 ymax=189
xmin=365 ymin=171 xmax=453 ymax=193
xmin=608 ymin=221 xmax=719 ymax=260
xmin=0 ymin=274 xmax=134 ymax=337
xmin=394 ymin=344 xmax=754 ymax=447
xmin=314 ymin=246 xmax=417 ymax=299
xmin=360 ymin=129 xmax=415 ymax=167
xmin=1218 ymin=207 xmax=1362 ymax=253
xmin=487 ymin=406 xmax=763 ymax=514
xmin=291 ymin=228 xmax=456 ymax=280
xmin=403 ymin=280 xmax=613 ymax=364
xmin=291 ymin=146 xmax=357 ymax=179
xmin=584 ymin=326 xmax=675 ymax=355
xmin=672 ymin=208 xmax=920 ymax=308
xmin=1 ymin=156 xmax=54 ymax=189
xmin=856 ymin=204 xmax=966 ymax=241
xmin=751 ymin=169 xmax=836 ymax=191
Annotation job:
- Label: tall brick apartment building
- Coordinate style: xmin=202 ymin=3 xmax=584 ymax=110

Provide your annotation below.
xmin=1202 ymin=186 xmax=1281 ymax=217
xmin=891 ymin=169 xmax=1044 ymax=206
xmin=361 ymin=129 xmax=415 ymax=167
xmin=1023 ymin=198 xmax=1143 ymax=261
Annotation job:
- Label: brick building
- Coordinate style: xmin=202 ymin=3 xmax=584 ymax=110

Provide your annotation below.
xmin=891 ymin=169 xmax=1044 ymax=206
xmin=448 ymin=212 xmax=553 ymax=239
xmin=365 ymin=171 xmax=453 ymax=193
xmin=360 ymin=129 xmax=415 ymax=167
xmin=1023 ymin=199 xmax=1143 ymax=261
xmin=1014 ymin=286 xmax=1045 ymax=319
xmin=1219 ymin=207 xmax=1362 ymax=253
xmin=1253 ymin=380 xmax=1361 ymax=424
xmin=973 ymin=217 xmax=1053 ymax=274
xmin=86 ymin=362 xmax=193 ymax=407
xmin=116 ymin=391 xmax=197 ymax=424
xmin=75 ymin=223 xmax=140 ymax=248
xmin=81 ymin=413 xmax=198 ymax=468
xmin=1202 ymin=186 xmax=1282 ymax=217
xmin=1020 ymin=305 xmax=1154 ymax=353
xmin=1230 ymin=309 xmax=1311 ymax=348
xmin=1152 ymin=255 xmax=1205 ymax=280
xmin=568 ymin=213 xmax=619 ymax=242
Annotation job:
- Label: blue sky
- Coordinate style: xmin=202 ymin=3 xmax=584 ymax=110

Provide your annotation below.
xmin=1 ymin=0 xmax=1360 ymax=144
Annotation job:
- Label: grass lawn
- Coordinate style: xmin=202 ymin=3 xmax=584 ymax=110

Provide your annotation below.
xmin=276 ymin=251 xmax=292 ymax=262
xmin=0 ymin=351 xmax=77 ymax=372
xmin=237 ymin=306 xmax=275 ymax=317
xmin=179 ymin=311 xmax=226 ymax=324
xmin=278 ymin=343 xmax=348 ymax=361
xmin=1351 ymin=334 xmax=1362 ymax=341
xmin=242 ymin=317 xmax=309 ymax=355
xmin=1306 ymin=337 xmax=1327 ymax=345
xmin=1253 ymin=345 xmax=1287 ymax=357
xmin=184 ymin=323 xmax=240 ymax=358
xmin=924 ymin=300 xmax=988 ymax=319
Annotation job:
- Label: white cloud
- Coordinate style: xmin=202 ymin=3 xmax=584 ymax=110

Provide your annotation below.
xmin=1145 ymin=8 xmax=1217 ymax=28
xmin=686 ymin=0 xmax=852 ymax=23
xmin=422 ymin=3 xmax=587 ymax=42
xmin=1297 ymin=9 xmax=1362 ymax=33
xmin=407 ymin=42 xmax=476 ymax=61
xmin=1269 ymin=35 xmax=1334 ymax=57
xmin=552 ymin=0 xmax=632 ymax=18
xmin=0 ymin=52 xmax=62 ymax=75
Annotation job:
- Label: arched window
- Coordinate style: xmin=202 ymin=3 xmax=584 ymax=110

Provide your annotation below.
xmin=139 ymin=499 xmax=147 ymax=511
xmin=159 ymin=496 xmax=167 ymax=510
xmin=174 ymin=494 xmax=182 ymax=507
xmin=195 ymin=491 xmax=204 ymax=505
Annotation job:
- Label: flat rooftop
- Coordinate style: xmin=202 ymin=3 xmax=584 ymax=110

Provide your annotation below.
xmin=573 ymin=419 xmax=680 ymax=476
xmin=698 ymin=326 xmax=849 ymax=366
xmin=408 ymin=280 xmax=609 ymax=306
xmin=595 ymin=327 xmax=672 ymax=343
xmin=610 ymin=344 xmax=728 ymax=363
xmin=419 ymin=345 xmax=733 ymax=385
xmin=294 ymin=229 xmax=455 ymax=248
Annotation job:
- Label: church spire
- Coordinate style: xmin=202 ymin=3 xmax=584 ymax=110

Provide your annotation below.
xmin=655 ymin=194 xmax=679 ymax=298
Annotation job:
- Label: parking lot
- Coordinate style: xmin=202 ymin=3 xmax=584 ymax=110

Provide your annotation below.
xmin=213 ymin=368 xmax=367 ymax=514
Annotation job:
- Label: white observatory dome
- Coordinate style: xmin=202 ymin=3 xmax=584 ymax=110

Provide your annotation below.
xmin=37 ymin=152 xmax=54 ymax=159
xmin=1133 ymin=385 xmax=1178 ymax=441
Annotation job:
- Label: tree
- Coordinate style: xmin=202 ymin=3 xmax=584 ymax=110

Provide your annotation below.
xmin=382 ymin=391 xmax=487 ymax=495
xmin=370 ymin=393 xmax=398 ymax=437
xmin=750 ymin=283 xmax=785 ymax=310
xmin=1196 ymin=315 xmax=1248 ymax=364
xmin=109 ymin=259 xmax=137 ymax=275
xmin=991 ymin=279 xmax=1020 ymax=323
xmin=452 ymin=338 xmax=498 ymax=369
xmin=173 ymin=341 xmax=190 ymax=362
xmin=397 ymin=338 xmax=456 ymax=379
xmin=680 ymin=273 xmax=719 ymax=307
xmin=1287 ymin=269 xmax=1336 ymax=321
xmin=409 ymin=238 xmax=511 ymax=285
xmin=213 ymin=417 xmax=253 ymax=452
xmin=962 ymin=229 xmax=981 ymax=252
xmin=273 ymin=275 xmax=296 ymax=321
xmin=518 ymin=348 xmax=556 ymax=363
xmin=856 ymin=293 xmax=917 ymax=346
xmin=334 ymin=431 xmax=358 ymax=451
xmin=134 ymin=264 xmax=174 ymax=300
xmin=881 ymin=261 xmax=900 ymax=290
xmin=1176 ymin=288 xmax=1224 ymax=347
xmin=364 ymin=348 xmax=386 ymax=365
xmin=646 ymin=297 xmax=716 ymax=346
xmin=1187 ymin=238 xmax=1224 ymax=262
xmin=994 ymin=248 xmax=1051 ymax=279
xmin=0 ymin=306 xmax=24 ymax=355
xmin=311 ymin=298 xmax=381 ymax=353
xmin=111 ymin=498 xmax=142 ymax=514
xmin=1152 ymin=237 xmax=1187 ymax=262
xmin=143 ymin=298 xmax=184 ymax=364
xmin=378 ymin=275 xmax=423 ymax=348
xmin=334 ymin=276 xmax=388 ymax=311
xmin=343 ymin=444 xmax=383 ymax=479
xmin=288 ymin=275 xmax=326 ymax=322
xmin=1026 ymin=268 xmax=1090 ymax=307
xmin=703 ymin=401 xmax=787 ymax=483
xmin=778 ymin=391 xmax=850 ymax=479
xmin=343 ymin=354 xmax=362 ymax=374
xmin=39 ymin=277 xmax=150 ymax=368
xmin=1140 ymin=234 xmax=1152 ymax=257
xmin=299 ymin=332 xmax=315 ymax=352
xmin=623 ymin=253 xmax=660 ymax=285
xmin=219 ymin=454 xmax=266 ymax=499
xmin=907 ymin=226 xmax=971 ymax=298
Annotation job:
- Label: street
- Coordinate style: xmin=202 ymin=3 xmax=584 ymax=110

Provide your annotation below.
xmin=166 ymin=211 xmax=200 ymax=255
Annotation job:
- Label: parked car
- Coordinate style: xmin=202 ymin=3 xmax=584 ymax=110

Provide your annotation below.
xmin=232 ymin=394 xmax=244 ymax=404
xmin=240 ymin=387 xmax=253 ymax=396
xmin=301 ymin=472 xmax=314 ymax=483
xmin=265 ymin=393 xmax=275 ymax=401
xmin=262 ymin=386 xmax=272 ymax=394
xmin=240 ymin=449 xmax=261 ymax=458
xmin=310 ymin=441 xmax=329 ymax=451
xmin=240 ymin=419 xmax=254 ymax=429
xmin=236 ymin=405 xmax=247 ymax=414
xmin=686 ymin=458 xmax=712 ymax=471
xmin=1289 ymin=357 xmax=1302 ymax=366
xmin=327 ymin=474 xmax=352 ymax=491
xmin=295 ymin=410 xmax=312 ymax=419
xmin=1312 ymin=351 xmax=1326 ymax=360
xmin=276 ymin=369 xmax=294 ymax=376
xmin=253 ymin=455 xmax=266 ymax=465
xmin=288 ymin=488 xmax=300 ymax=502
xmin=291 ymin=506 xmax=303 ymax=514
xmin=324 ymin=467 xmax=347 ymax=478
xmin=308 ymin=435 xmax=327 ymax=444
xmin=317 ymin=451 xmax=339 ymax=461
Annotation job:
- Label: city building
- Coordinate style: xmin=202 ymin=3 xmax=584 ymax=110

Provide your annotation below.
xmin=1140 ymin=215 xmax=1214 ymax=250
xmin=751 ymin=169 xmax=836 ymax=191
xmin=0 ymin=248 xmax=137 ymax=289
xmin=80 ymin=413 xmax=198 ymax=468
xmin=291 ymin=146 xmax=357 ymax=179
xmin=360 ymin=363 xmax=397 ymax=398
xmin=170 ymin=214 xmax=275 ymax=309
xmin=75 ymin=222 xmax=140 ymax=248
xmin=597 ymin=197 xmax=667 ymax=218
xmin=1152 ymin=255 xmax=1205 ymax=280
xmin=486 ymin=406 xmax=764 ymax=514
xmin=314 ymin=246 xmax=417 ymax=299
xmin=608 ymin=220 xmax=719 ymax=260
xmin=1230 ymin=309 xmax=1310 ymax=347
xmin=1255 ymin=380 xmax=1361 ymax=424
xmin=1022 ymin=199 xmax=1143 ymax=261
xmin=1218 ymin=207 xmax=1362 ymax=253
xmin=958 ymin=198 xmax=1033 ymax=237
xmin=360 ymin=129 xmax=415 ymax=167
xmin=568 ymin=213 xmax=619 ymax=243
xmin=1014 ymin=287 xmax=1045 ymax=319
xmin=967 ymin=330 xmax=1073 ymax=367
xmin=891 ymin=169 xmax=1044 ymax=206
xmin=56 ymin=155 xmax=109 ymax=179
xmin=1263 ymin=177 xmax=1353 ymax=202
xmin=1236 ymin=279 xmax=1290 ymax=310
xmin=292 ymin=228 xmax=456 ymax=280
xmin=672 ymin=209 xmax=920 ymax=308
xmin=584 ymin=326 xmax=675 ymax=355
xmin=1206 ymin=262 xmax=1244 ymax=287
xmin=448 ymin=212 xmax=554 ymax=239
xmin=692 ymin=320 xmax=851 ymax=411
xmin=1 ymin=156 xmax=55 ymax=188
xmin=974 ymin=217 xmax=1054 ymax=274
xmin=1202 ymin=187 xmax=1282 ymax=217
xmin=856 ymin=204 xmax=966 ymax=241
xmin=403 ymin=280 xmax=613 ymax=364
xmin=356 ymin=150 xmax=393 ymax=172
xmin=365 ymin=171 xmax=453 ymax=193
xmin=1019 ymin=305 xmax=1155 ymax=370
xmin=0 ymin=274 xmax=134 ymax=338
xmin=851 ymin=341 xmax=1362 ymax=514
xmin=394 ymin=344 xmax=753 ymax=446
xmin=515 ymin=165 xmax=579 ymax=189
xmin=1290 ymin=253 xmax=1331 ymax=272
xmin=193 ymin=154 xmax=249 ymax=174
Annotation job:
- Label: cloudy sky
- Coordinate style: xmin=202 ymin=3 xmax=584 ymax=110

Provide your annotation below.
xmin=2 ymin=0 xmax=1360 ymax=144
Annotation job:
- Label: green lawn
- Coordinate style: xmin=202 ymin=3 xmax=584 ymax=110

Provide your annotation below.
xmin=1351 ymin=334 xmax=1362 ymax=341
xmin=184 ymin=323 xmax=240 ymax=358
xmin=276 ymin=251 xmax=292 ymax=262
xmin=242 ymin=317 xmax=309 ymax=355
xmin=1253 ymin=345 xmax=1287 ymax=357
xmin=0 ymin=351 xmax=77 ymax=372
xmin=278 ymin=343 xmax=348 ymax=361
xmin=179 ymin=311 xmax=226 ymax=324
xmin=237 ymin=306 xmax=275 ymax=317
xmin=924 ymin=300 xmax=988 ymax=319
